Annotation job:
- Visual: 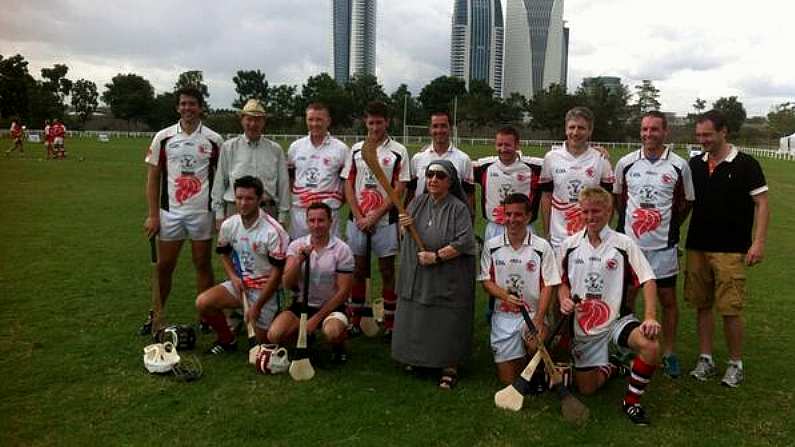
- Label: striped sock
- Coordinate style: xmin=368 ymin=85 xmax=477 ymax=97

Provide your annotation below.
xmin=597 ymin=364 xmax=618 ymax=382
xmin=348 ymin=282 xmax=366 ymax=326
xmin=624 ymin=357 xmax=655 ymax=406
xmin=382 ymin=288 xmax=397 ymax=330
xmin=205 ymin=313 xmax=234 ymax=344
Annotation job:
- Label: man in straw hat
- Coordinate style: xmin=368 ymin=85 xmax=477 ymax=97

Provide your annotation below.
xmin=212 ymin=98 xmax=290 ymax=229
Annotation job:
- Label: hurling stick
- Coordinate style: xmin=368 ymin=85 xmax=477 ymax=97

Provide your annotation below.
xmin=359 ymin=233 xmax=380 ymax=337
xmin=239 ymin=287 xmax=259 ymax=365
xmin=551 ymin=294 xmax=590 ymax=424
xmin=360 ymin=137 xmax=426 ymax=251
xmin=494 ymin=350 xmax=543 ymax=411
xmin=289 ymin=254 xmax=315 ymax=381
xmin=149 ymin=236 xmax=164 ymax=335
xmin=519 ymin=306 xmax=561 ymax=385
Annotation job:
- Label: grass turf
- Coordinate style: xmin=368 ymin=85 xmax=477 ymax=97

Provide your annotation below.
xmin=1 ymin=136 xmax=793 ymax=446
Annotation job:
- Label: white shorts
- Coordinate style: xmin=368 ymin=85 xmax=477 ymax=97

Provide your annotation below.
xmin=572 ymin=314 xmax=640 ymax=368
xmin=346 ymin=222 xmax=399 ymax=258
xmin=54 ymin=137 xmax=64 ymax=148
xmin=484 ymin=221 xmax=534 ymax=242
xmin=289 ymin=207 xmax=341 ymax=240
xmin=490 ymin=312 xmax=527 ymax=363
xmin=221 ymin=281 xmax=278 ymax=330
xmin=642 ymin=247 xmax=679 ymax=280
xmin=159 ymin=209 xmax=213 ymax=241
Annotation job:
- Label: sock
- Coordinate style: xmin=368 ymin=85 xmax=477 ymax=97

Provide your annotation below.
xmin=382 ymin=288 xmax=397 ymax=330
xmin=205 ymin=313 xmax=234 ymax=344
xmin=348 ymin=282 xmax=366 ymax=326
xmin=597 ymin=364 xmax=618 ymax=382
xmin=728 ymin=359 xmax=743 ymax=369
xmin=624 ymin=357 xmax=656 ymax=406
xmin=700 ymin=353 xmax=714 ymax=364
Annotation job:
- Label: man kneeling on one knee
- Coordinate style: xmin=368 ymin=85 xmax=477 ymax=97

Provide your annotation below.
xmin=268 ymin=202 xmax=354 ymax=362
xmin=558 ymin=186 xmax=661 ymax=426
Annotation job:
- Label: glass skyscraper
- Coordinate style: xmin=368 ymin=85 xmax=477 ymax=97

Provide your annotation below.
xmin=450 ymin=0 xmax=504 ymax=97
xmin=332 ymin=0 xmax=376 ymax=84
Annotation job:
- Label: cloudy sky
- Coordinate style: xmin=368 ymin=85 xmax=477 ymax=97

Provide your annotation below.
xmin=1 ymin=0 xmax=792 ymax=116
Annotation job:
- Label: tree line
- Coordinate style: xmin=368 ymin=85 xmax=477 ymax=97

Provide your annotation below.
xmin=2 ymin=53 xmax=793 ymax=144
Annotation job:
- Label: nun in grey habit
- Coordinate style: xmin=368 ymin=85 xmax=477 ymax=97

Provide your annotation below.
xmin=391 ymin=159 xmax=477 ymax=389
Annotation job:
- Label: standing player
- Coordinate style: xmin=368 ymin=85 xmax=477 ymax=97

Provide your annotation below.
xmin=405 ymin=111 xmax=475 ymax=214
xmin=539 ymin=107 xmax=614 ymax=250
xmin=559 ymin=186 xmax=661 ymax=425
xmin=50 ymin=119 xmax=66 ymax=159
xmin=479 ymin=194 xmax=561 ymax=385
xmin=196 ymin=176 xmax=288 ymax=352
xmin=6 ymin=120 xmax=24 ymax=155
xmin=473 ymin=126 xmax=543 ymax=322
xmin=43 ymin=120 xmax=54 ymax=159
xmin=341 ymin=101 xmax=410 ymax=338
xmin=140 ymin=87 xmax=224 ymax=335
xmin=211 ymin=99 xmax=290 ymax=228
xmin=613 ymin=111 xmax=694 ymax=378
xmin=287 ymin=102 xmax=349 ymax=239
xmin=685 ymin=110 xmax=769 ymax=387
xmin=268 ymin=202 xmax=354 ymax=362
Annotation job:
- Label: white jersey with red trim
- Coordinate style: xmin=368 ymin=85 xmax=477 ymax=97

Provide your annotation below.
xmin=50 ymin=123 xmax=65 ymax=138
xmin=474 ymin=155 xmax=543 ymax=224
xmin=540 ymin=144 xmax=614 ymax=247
xmin=479 ymin=232 xmax=561 ymax=315
xmin=218 ymin=210 xmax=289 ymax=289
xmin=287 ymin=134 xmax=349 ymax=209
xmin=10 ymin=123 xmax=22 ymax=138
xmin=43 ymin=125 xmax=52 ymax=142
xmin=287 ymin=236 xmax=354 ymax=308
xmin=559 ymin=226 xmax=655 ymax=339
xmin=145 ymin=122 xmax=223 ymax=216
xmin=410 ymin=144 xmax=474 ymax=196
xmin=613 ymin=148 xmax=695 ymax=250
xmin=341 ymin=137 xmax=410 ymax=227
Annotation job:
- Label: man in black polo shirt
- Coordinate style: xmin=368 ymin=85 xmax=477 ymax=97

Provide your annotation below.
xmin=685 ymin=110 xmax=769 ymax=388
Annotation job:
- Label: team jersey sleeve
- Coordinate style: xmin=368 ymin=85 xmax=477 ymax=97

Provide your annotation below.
xmin=336 ymin=242 xmax=355 ymax=273
xmin=274 ymin=145 xmax=291 ymax=222
xmin=265 ymin=223 xmax=289 ymax=266
xmin=540 ymin=241 xmax=562 ymax=286
xmin=599 ymin=156 xmax=615 ymax=186
xmin=216 ymin=221 xmax=233 ymax=254
xmin=538 ymin=154 xmax=554 ymax=191
xmin=286 ymin=142 xmax=297 ymax=169
xmin=398 ymin=146 xmax=411 ymax=182
xmin=681 ymin=160 xmax=696 ymax=201
xmin=144 ymin=133 xmax=161 ymax=166
xmin=461 ymin=156 xmax=475 ymax=186
xmin=477 ymin=242 xmax=493 ymax=282
xmin=747 ymin=157 xmax=768 ymax=196
xmin=627 ymin=239 xmax=656 ymax=284
xmin=212 ymin=141 xmax=231 ymax=218
xmin=340 ymin=146 xmax=355 ymax=180
xmin=612 ymin=157 xmax=625 ymax=194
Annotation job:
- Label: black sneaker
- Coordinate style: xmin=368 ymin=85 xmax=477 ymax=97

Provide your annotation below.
xmin=138 ymin=310 xmax=154 ymax=336
xmin=197 ymin=320 xmax=213 ymax=335
xmin=348 ymin=325 xmax=363 ymax=337
xmin=623 ymin=402 xmax=650 ymax=426
xmin=609 ymin=355 xmax=631 ymax=378
xmin=206 ymin=340 xmax=237 ymax=355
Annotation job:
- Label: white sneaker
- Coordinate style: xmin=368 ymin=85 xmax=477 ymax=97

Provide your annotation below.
xmin=721 ymin=363 xmax=744 ymax=388
xmin=689 ymin=355 xmax=717 ymax=381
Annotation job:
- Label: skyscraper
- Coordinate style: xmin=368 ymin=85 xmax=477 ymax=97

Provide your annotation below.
xmin=503 ymin=0 xmax=567 ymax=99
xmin=332 ymin=0 xmax=376 ymax=84
xmin=450 ymin=0 xmax=504 ymax=97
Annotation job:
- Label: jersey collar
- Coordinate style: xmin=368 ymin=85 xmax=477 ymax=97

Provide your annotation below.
xmin=700 ymin=145 xmax=738 ymax=164
xmin=177 ymin=121 xmax=202 ymax=136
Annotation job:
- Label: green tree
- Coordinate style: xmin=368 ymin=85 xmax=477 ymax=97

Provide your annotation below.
xmin=459 ymin=79 xmax=501 ymax=127
xmin=767 ymin=102 xmax=795 ymax=136
xmin=41 ymin=64 xmax=73 ymax=107
xmin=102 ymin=73 xmax=155 ymax=127
xmin=299 ymin=73 xmax=353 ymax=128
xmin=232 ymin=69 xmax=269 ymax=109
xmin=390 ymin=83 xmax=422 ymax=130
xmin=499 ymin=92 xmax=528 ymax=123
xmin=575 ymin=79 xmax=632 ymax=141
xmin=345 ymin=73 xmax=389 ymax=117
xmin=712 ymin=96 xmax=747 ymax=135
xmin=174 ymin=70 xmax=209 ymax=105
xmin=0 ymin=54 xmax=36 ymax=121
xmin=634 ymin=80 xmax=661 ymax=113
xmin=267 ymin=84 xmax=299 ymax=130
xmin=145 ymin=92 xmax=179 ymax=131
xmin=70 ymin=79 xmax=99 ymax=125
xmin=528 ymin=83 xmax=576 ymax=137
xmin=693 ymin=97 xmax=707 ymax=113
xmin=418 ymin=76 xmax=466 ymax=117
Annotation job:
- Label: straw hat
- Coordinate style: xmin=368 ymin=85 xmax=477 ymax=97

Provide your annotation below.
xmin=240 ymin=99 xmax=267 ymax=117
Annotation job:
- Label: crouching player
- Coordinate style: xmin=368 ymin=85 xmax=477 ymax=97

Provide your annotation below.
xmin=268 ymin=202 xmax=354 ymax=363
xmin=196 ymin=176 xmax=289 ymax=354
xmin=558 ymin=186 xmax=661 ymax=425
xmin=479 ymin=194 xmax=561 ymax=386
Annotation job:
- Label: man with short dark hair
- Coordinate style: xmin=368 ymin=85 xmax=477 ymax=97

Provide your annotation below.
xmin=287 ymin=102 xmax=349 ymax=239
xmin=685 ymin=110 xmax=769 ymax=388
xmin=140 ymin=87 xmax=224 ymax=335
xmin=341 ymin=101 xmax=410 ymax=337
xmin=613 ymin=110 xmax=695 ymax=378
xmin=197 ymin=176 xmax=289 ymax=353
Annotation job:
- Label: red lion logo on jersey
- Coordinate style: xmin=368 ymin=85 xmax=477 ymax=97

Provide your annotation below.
xmin=577 ymin=298 xmax=610 ymax=334
xmin=564 ymin=205 xmax=585 ymax=235
xmin=359 ymin=189 xmax=384 ymax=215
xmin=585 ymin=167 xmax=595 ymax=178
xmin=175 ymin=175 xmax=201 ymax=204
xmin=661 ymin=173 xmax=674 ymax=184
xmin=631 ymin=208 xmax=662 ymax=238
xmin=491 ymin=205 xmax=506 ymax=224
xmin=606 ymin=258 xmax=618 ymax=270
xmin=526 ymin=260 xmax=537 ymax=272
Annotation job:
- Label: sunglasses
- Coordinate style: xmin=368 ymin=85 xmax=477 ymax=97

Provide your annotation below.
xmin=426 ymin=171 xmax=448 ymax=180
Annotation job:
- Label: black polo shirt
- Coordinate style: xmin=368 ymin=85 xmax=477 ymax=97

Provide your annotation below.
xmin=686 ymin=147 xmax=767 ymax=253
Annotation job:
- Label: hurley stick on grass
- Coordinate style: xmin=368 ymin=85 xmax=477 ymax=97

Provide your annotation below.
xmin=149 ymin=236 xmax=164 ymax=336
xmin=239 ymin=286 xmax=259 ymax=365
xmin=289 ymin=254 xmax=315 ymax=381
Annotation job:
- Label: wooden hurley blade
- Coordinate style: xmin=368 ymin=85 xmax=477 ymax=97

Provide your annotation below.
xmin=239 ymin=289 xmax=257 ymax=351
xmin=359 ymin=235 xmax=379 ymax=337
xmin=494 ymin=350 xmax=543 ymax=411
xmin=149 ymin=236 xmax=164 ymax=335
xmin=519 ymin=306 xmax=561 ymax=385
xmin=289 ymin=313 xmax=315 ymax=381
xmin=560 ymin=386 xmax=590 ymax=425
xmin=360 ymin=137 xmax=426 ymax=251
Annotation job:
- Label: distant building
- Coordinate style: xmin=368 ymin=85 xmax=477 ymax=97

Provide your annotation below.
xmin=450 ymin=0 xmax=504 ymax=97
xmin=503 ymin=0 xmax=567 ymax=99
xmin=582 ymin=76 xmax=623 ymax=95
xmin=332 ymin=0 xmax=376 ymax=84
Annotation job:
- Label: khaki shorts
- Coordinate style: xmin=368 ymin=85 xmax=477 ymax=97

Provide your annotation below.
xmin=684 ymin=251 xmax=746 ymax=316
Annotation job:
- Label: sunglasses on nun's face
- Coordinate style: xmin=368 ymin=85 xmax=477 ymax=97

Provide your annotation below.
xmin=426 ymin=171 xmax=448 ymax=180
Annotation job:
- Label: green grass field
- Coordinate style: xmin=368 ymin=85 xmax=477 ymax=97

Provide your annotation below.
xmin=1 ymin=136 xmax=793 ymax=446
